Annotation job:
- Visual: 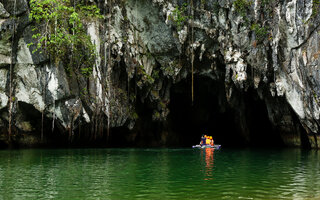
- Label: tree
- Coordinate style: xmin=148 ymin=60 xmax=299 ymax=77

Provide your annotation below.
xmin=29 ymin=0 xmax=103 ymax=76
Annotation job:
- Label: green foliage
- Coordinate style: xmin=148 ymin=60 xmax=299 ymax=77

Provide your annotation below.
xmin=151 ymin=69 xmax=160 ymax=80
xmin=122 ymin=36 xmax=128 ymax=43
xmin=251 ymin=23 xmax=269 ymax=43
xmin=130 ymin=110 xmax=139 ymax=120
xmin=137 ymin=65 xmax=154 ymax=84
xmin=129 ymin=93 xmax=136 ymax=102
xmin=29 ymin=0 xmax=103 ymax=77
xmin=160 ymin=60 xmax=181 ymax=77
xmin=313 ymin=90 xmax=320 ymax=106
xmin=80 ymin=87 xmax=88 ymax=97
xmin=152 ymin=111 xmax=161 ymax=120
xmin=303 ymin=0 xmax=320 ymax=24
xmin=312 ymin=0 xmax=320 ymax=18
xmin=168 ymin=3 xmax=190 ymax=31
xmin=260 ymin=0 xmax=276 ymax=17
xmin=233 ymin=0 xmax=252 ymax=17
xmin=213 ymin=2 xmax=220 ymax=15
xmin=260 ymin=0 xmax=271 ymax=7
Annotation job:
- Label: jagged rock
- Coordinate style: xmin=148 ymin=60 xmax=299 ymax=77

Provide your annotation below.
xmin=14 ymin=64 xmax=45 ymax=111
xmin=0 ymin=19 xmax=13 ymax=66
xmin=0 ymin=69 xmax=8 ymax=109
xmin=0 ymin=0 xmax=320 ymax=148
xmin=0 ymin=2 xmax=9 ymax=18
xmin=0 ymin=0 xmax=28 ymax=16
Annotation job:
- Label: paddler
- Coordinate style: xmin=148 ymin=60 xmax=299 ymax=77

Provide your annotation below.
xmin=200 ymin=135 xmax=206 ymax=146
xmin=206 ymin=136 xmax=211 ymax=145
xmin=210 ymin=136 xmax=214 ymax=146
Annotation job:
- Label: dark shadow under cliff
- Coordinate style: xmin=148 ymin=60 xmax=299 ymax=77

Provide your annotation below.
xmin=0 ymin=77 xmax=310 ymax=149
xmin=168 ymin=75 xmax=285 ymax=148
xmin=107 ymin=74 xmax=289 ymax=148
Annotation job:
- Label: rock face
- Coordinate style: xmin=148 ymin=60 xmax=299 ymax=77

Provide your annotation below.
xmin=0 ymin=0 xmax=320 ymax=148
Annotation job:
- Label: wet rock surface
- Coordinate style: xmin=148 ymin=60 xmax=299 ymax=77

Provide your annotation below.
xmin=0 ymin=0 xmax=320 ymax=148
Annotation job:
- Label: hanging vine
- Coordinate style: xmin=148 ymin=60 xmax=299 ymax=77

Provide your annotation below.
xmin=29 ymin=0 xmax=103 ymax=141
xmin=98 ymin=1 xmax=107 ymax=140
xmin=191 ymin=0 xmax=194 ymax=104
xmin=8 ymin=0 xmax=17 ymax=142
xmin=51 ymin=16 xmax=57 ymax=134
xmin=41 ymin=67 xmax=46 ymax=142
xmin=28 ymin=0 xmax=103 ymax=76
xmin=106 ymin=0 xmax=113 ymax=140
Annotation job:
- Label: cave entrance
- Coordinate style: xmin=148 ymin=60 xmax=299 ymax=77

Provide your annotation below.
xmin=168 ymin=75 xmax=285 ymax=148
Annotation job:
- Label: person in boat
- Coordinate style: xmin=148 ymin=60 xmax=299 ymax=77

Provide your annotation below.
xmin=200 ymin=135 xmax=206 ymax=146
xmin=206 ymin=136 xmax=211 ymax=145
xmin=210 ymin=136 xmax=214 ymax=146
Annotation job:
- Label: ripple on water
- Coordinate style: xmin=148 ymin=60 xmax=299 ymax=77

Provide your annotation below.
xmin=0 ymin=148 xmax=320 ymax=199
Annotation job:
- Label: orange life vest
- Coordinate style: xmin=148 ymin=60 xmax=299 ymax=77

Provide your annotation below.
xmin=206 ymin=138 xmax=210 ymax=145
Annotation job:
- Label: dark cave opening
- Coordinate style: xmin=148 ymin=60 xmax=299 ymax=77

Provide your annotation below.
xmin=168 ymin=75 xmax=285 ymax=148
xmin=1 ymin=76 xmax=304 ymax=149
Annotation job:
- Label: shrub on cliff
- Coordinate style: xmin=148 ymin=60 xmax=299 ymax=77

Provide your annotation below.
xmin=28 ymin=0 xmax=103 ymax=76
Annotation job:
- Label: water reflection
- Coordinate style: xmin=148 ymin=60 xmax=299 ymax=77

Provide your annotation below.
xmin=0 ymin=148 xmax=320 ymax=199
xmin=200 ymin=148 xmax=215 ymax=180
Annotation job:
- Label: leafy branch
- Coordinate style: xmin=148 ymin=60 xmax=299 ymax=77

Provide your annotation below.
xmin=29 ymin=0 xmax=103 ymax=76
xmin=251 ymin=23 xmax=269 ymax=44
xmin=168 ymin=3 xmax=190 ymax=31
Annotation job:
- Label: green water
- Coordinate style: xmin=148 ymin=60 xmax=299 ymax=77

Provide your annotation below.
xmin=0 ymin=148 xmax=320 ymax=200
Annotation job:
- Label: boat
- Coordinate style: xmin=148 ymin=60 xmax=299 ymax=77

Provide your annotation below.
xmin=192 ymin=144 xmax=221 ymax=150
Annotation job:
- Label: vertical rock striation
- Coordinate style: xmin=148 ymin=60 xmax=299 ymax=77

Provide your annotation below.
xmin=0 ymin=0 xmax=320 ymax=148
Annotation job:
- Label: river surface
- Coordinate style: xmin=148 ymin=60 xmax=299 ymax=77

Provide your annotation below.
xmin=0 ymin=148 xmax=319 ymax=200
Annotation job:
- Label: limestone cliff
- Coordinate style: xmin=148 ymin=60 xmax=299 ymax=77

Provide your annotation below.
xmin=0 ymin=0 xmax=320 ymax=148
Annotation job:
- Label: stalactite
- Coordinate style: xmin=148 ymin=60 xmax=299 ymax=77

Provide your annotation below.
xmin=41 ymin=109 xmax=44 ymax=141
xmin=99 ymin=111 xmax=103 ymax=138
xmin=52 ymin=16 xmax=58 ymax=134
xmin=78 ymin=117 xmax=81 ymax=139
xmin=69 ymin=115 xmax=73 ymax=142
xmin=71 ymin=1 xmax=75 ymax=79
xmin=41 ymin=68 xmax=46 ymax=141
xmin=8 ymin=0 xmax=17 ymax=142
xmin=314 ymin=133 xmax=318 ymax=148
xmin=52 ymin=100 xmax=55 ymax=133
xmin=106 ymin=0 xmax=112 ymax=141
xmin=94 ymin=0 xmax=105 ymax=140
xmin=94 ymin=109 xmax=98 ymax=140
xmin=90 ymin=112 xmax=95 ymax=141
xmin=251 ymin=65 xmax=253 ymax=80
xmin=41 ymin=21 xmax=49 ymax=143
xmin=127 ymin=72 xmax=130 ymax=104
xmin=100 ymin=0 xmax=107 ymax=140
xmin=104 ymin=40 xmax=109 ymax=140
xmin=72 ymin=115 xmax=75 ymax=142
xmin=191 ymin=0 xmax=194 ymax=104
xmin=134 ymin=0 xmax=138 ymax=109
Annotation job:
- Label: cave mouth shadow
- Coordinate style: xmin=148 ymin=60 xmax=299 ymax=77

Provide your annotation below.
xmin=168 ymin=75 xmax=285 ymax=148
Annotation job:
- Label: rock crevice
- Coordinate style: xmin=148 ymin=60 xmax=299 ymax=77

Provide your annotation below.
xmin=0 ymin=0 xmax=319 ymax=148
